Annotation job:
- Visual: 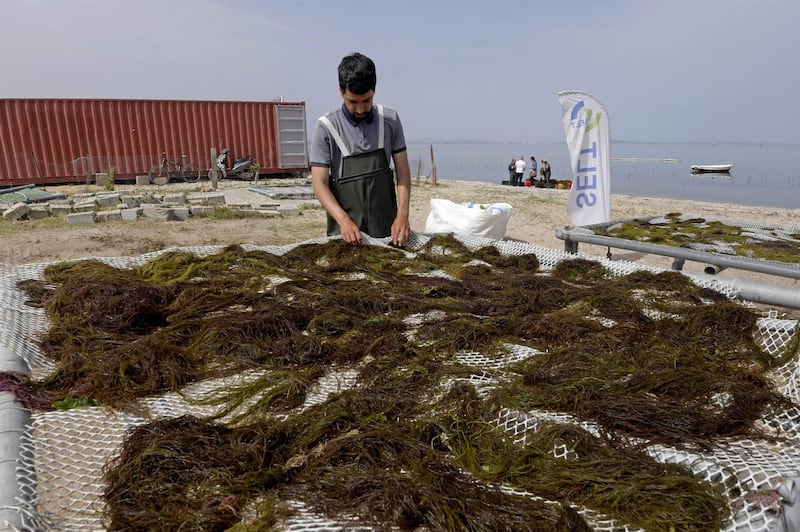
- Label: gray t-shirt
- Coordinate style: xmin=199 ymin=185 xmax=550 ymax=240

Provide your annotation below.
xmin=309 ymin=104 xmax=407 ymax=181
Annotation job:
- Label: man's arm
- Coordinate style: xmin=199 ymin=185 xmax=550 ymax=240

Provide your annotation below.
xmin=391 ymin=150 xmax=412 ymax=247
xmin=311 ymin=165 xmax=363 ymax=245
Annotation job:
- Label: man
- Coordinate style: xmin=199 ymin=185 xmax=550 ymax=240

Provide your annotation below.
xmin=310 ymin=52 xmax=412 ymax=247
xmin=514 ymin=156 xmax=526 ymax=186
xmin=541 ymin=159 xmax=551 ymax=182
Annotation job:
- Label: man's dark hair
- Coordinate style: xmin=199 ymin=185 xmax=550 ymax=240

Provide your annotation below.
xmin=338 ymin=53 xmax=377 ymax=94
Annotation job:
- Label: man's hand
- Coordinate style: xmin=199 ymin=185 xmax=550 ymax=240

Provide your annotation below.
xmin=339 ymin=218 xmax=363 ymax=245
xmin=390 ymin=217 xmax=411 ymax=247
xmin=312 ymin=165 xmax=362 ymax=245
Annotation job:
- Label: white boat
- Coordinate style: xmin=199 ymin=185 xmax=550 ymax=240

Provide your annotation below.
xmin=690 ymin=163 xmax=734 ymax=173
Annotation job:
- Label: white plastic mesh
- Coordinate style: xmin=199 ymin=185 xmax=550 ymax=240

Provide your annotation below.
xmin=728 ymin=218 xmax=800 ymax=240
xmin=1 ymin=232 xmax=799 ymax=531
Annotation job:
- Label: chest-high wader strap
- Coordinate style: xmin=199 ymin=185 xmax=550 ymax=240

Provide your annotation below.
xmin=318 ymin=105 xmax=397 ymax=238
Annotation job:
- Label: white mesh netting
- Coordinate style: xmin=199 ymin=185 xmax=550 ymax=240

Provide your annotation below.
xmin=1 ymin=232 xmax=799 ymax=531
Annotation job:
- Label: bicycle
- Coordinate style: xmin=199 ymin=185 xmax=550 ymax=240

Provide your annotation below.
xmin=147 ymin=152 xmax=201 ymax=183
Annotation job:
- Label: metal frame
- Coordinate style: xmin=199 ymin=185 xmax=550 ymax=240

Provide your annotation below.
xmin=556 ymin=216 xmax=800 ymax=279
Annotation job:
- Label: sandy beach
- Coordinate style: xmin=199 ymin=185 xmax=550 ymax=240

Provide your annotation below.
xmin=2 ymin=176 xmax=799 ymax=296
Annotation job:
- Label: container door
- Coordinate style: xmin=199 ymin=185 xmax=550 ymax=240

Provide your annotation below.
xmin=275 ymin=105 xmax=308 ymax=169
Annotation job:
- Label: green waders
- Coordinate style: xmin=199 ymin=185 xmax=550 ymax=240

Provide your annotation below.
xmin=319 ymin=105 xmax=398 ymax=238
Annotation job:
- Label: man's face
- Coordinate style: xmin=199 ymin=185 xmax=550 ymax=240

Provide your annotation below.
xmin=341 ymin=88 xmax=374 ymax=121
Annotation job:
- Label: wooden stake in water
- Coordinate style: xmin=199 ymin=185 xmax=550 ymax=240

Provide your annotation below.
xmin=429 ymin=144 xmax=438 ymax=185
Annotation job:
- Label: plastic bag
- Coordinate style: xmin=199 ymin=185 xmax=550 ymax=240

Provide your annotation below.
xmin=424 ymin=198 xmax=513 ymax=240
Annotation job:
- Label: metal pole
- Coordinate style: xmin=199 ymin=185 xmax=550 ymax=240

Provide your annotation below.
xmin=689 ymin=273 xmax=800 ymax=310
xmin=555 ymin=228 xmax=800 ymax=280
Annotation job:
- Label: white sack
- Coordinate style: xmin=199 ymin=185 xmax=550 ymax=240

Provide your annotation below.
xmin=424 ymin=198 xmax=512 ymax=240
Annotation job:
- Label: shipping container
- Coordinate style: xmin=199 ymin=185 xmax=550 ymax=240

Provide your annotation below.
xmin=0 ymin=98 xmax=309 ymax=186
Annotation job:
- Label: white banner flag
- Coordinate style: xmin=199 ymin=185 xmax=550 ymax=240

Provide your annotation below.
xmin=557 ymin=91 xmax=611 ymax=226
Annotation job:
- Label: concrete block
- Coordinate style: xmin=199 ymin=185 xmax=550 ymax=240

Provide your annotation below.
xmin=73 ymin=200 xmax=97 ymax=212
xmin=142 ymin=206 xmax=174 ymax=221
xmin=67 ymin=212 xmax=96 ymax=224
xmin=120 ymin=195 xmax=141 ymax=208
xmin=96 ymin=209 xmax=123 ymax=222
xmin=152 ymin=177 xmax=169 ymax=186
xmin=190 ymin=205 xmax=214 ymax=217
xmin=3 ymin=202 xmax=30 ymax=221
xmin=204 ymin=193 xmax=226 ymax=204
xmin=163 ymin=193 xmax=186 ymax=204
xmin=95 ymin=173 xmax=109 ymax=187
xmin=49 ymin=198 xmax=73 ymax=207
xmin=277 ymin=206 xmax=301 ymax=216
xmin=49 ymin=203 xmax=73 ymax=216
xmin=120 ymin=207 xmax=142 ymax=221
xmin=186 ymin=193 xmax=213 ymax=204
xmin=26 ymin=205 xmax=51 ymax=220
xmin=135 ymin=175 xmax=151 ymax=186
xmin=96 ymin=193 xmax=120 ymax=207
xmin=172 ymin=206 xmax=190 ymax=221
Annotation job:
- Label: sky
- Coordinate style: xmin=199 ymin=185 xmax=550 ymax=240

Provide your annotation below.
xmin=2 ymin=0 xmax=799 ymax=144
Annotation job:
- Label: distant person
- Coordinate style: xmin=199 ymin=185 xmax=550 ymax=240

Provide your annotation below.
xmin=514 ymin=156 xmax=526 ymax=186
xmin=529 ymin=156 xmax=538 ymax=182
xmin=310 ymin=52 xmax=411 ymax=247
xmin=541 ymin=159 xmax=551 ymax=182
xmin=507 ymin=158 xmax=516 ymax=184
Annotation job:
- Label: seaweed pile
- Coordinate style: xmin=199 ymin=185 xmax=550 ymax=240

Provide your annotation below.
xmin=8 ymin=236 xmax=800 ymax=531
xmin=596 ymin=213 xmax=800 ymax=264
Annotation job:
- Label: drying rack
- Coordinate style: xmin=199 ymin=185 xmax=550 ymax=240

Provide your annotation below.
xmin=555 ymin=215 xmax=800 ymax=309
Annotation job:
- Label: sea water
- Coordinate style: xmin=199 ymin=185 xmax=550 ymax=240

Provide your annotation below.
xmin=406 ymin=142 xmax=800 ymax=209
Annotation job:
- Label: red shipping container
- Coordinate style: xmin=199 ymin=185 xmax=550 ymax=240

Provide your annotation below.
xmin=0 ymin=98 xmax=309 ymax=186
